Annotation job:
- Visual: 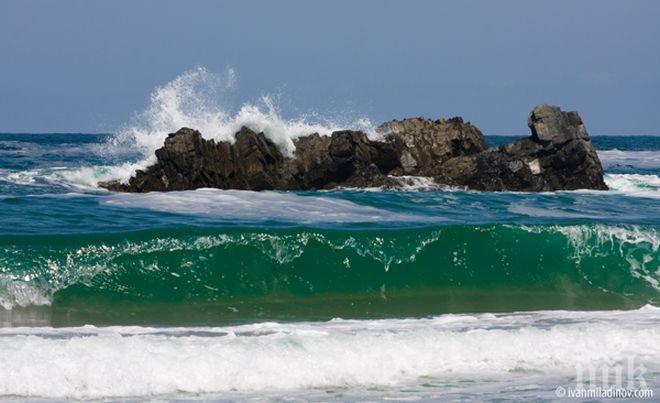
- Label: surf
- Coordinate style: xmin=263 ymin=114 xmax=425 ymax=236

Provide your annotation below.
xmin=0 ymin=306 xmax=658 ymax=399
xmin=103 ymin=67 xmax=377 ymax=183
xmin=0 ymin=224 xmax=657 ymax=324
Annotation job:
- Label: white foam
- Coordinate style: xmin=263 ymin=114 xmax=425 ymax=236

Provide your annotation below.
xmin=600 ymin=149 xmax=660 ymax=170
xmin=101 ymin=188 xmax=439 ymax=224
xmin=0 ymin=169 xmax=41 ymax=185
xmin=0 ymin=164 xmax=144 ymax=189
xmin=0 ymin=276 xmax=51 ymax=310
xmin=604 ymin=173 xmax=660 ymax=199
xmin=0 ymin=307 xmax=657 ymax=398
xmin=555 ymin=225 xmax=659 ymax=251
xmin=105 ymin=67 xmax=376 ymax=182
xmin=548 ymin=225 xmax=659 ymax=290
xmin=344 ymin=176 xmax=453 ymax=192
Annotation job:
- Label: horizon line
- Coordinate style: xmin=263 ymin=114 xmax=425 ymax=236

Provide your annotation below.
xmin=1 ymin=131 xmax=659 ymax=137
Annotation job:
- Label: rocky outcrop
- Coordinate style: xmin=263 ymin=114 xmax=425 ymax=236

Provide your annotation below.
xmin=101 ymin=127 xmax=402 ymax=192
xmin=100 ymin=104 xmax=607 ymax=192
xmin=103 ymin=127 xmax=288 ymax=192
xmin=377 ymin=117 xmax=487 ymax=177
xmin=452 ymin=105 xmax=608 ymax=191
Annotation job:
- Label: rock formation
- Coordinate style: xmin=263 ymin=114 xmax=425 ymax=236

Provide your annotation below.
xmin=100 ymin=104 xmax=608 ymax=192
xmin=441 ymin=105 xmax=608 ymax=191
xmin=377 ymin=117 xmax=487 ymax=177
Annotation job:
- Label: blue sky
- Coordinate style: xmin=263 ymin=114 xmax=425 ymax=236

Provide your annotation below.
xmin=1 ymin=0 xmax=659 ymax=134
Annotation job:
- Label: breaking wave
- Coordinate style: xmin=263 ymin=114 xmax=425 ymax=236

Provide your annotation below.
xmin=0 ymin=224 xmax=657 ymax=312
xmin=0 ymin=306 xmax=658 ymax=398
xmin=604 ymin=173 xmax=660 ymax=199
xmin=104 ymin=67 xmax=375 ymax=182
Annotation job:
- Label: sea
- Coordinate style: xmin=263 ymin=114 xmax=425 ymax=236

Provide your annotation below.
xmin=0 ymin=69 xmax=658 ymax=401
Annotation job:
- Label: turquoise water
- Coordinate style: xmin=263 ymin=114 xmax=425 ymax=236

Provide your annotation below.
xmin=0 ymin=132 xmax=658 ymax=400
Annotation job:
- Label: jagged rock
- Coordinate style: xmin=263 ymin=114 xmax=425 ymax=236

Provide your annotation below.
xmin=528 ymin=104 xmax=587 ymax=143
xmin=454 ymin=104 xmax=608 ymax=191
xmin=102 ymin=127 xmax=290 ymax=192
xmin=100 ymin=105 xmax=608 ymax=193
xmin=100 ymin=127 xmax=401 ymax=192
xmin=377 ymin=117 xmax=487 ymax=176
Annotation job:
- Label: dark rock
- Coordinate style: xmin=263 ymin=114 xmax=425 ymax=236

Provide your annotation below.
xmin=377 ymin=117 xmax=487 ymax=176
xmin=100 ymin=127 xmax=289 ymax=192
xmin=454 ymin=105 xmax=608 ymax=191
xmin=99 ymin=104 xmax=607 ymax=193
xmin=100 ymin=127 xmax=401 ymax=192
xmin=528 ymin=104 xmax=587 ymax=143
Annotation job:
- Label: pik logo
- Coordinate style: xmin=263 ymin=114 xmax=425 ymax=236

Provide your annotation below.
xmin=575 ymin=357 xmax=648 ymax=390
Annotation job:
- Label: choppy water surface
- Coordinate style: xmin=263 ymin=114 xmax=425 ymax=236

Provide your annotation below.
xmin=1 ymin=130 xmax=658 ymax=400
xmin=0 ymin=69 xmax=658 ymax=400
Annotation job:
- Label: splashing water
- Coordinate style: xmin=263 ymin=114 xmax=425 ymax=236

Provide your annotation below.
xmin=1 ymin=72 xmax=659 ymax=402
xmin=104 ymin=67 xmax=375 ymax=182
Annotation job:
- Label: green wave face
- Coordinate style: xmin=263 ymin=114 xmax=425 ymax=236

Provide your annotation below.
xmin=0 ymin=225 xmax=658 ymax=326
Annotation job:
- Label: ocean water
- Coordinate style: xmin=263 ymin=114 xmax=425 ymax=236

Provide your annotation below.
xmin=1 ymin=132 xmax=658 ymax=401
xmin=0 ymin=69 xmax=659 ymax=400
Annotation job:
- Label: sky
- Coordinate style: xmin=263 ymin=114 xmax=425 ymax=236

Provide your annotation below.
xmin=1 ymin=0 xmax=659 ymax=135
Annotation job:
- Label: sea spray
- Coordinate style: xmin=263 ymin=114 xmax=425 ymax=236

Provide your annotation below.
xmin=106 ymin=67 xmax=376 ymax=182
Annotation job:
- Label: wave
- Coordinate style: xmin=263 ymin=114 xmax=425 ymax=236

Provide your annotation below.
xmin=103 ymin=67 xmax=376 ymax=182
xmin=0 ymin=225 xmax=657 ymax=315
xmin=604 ymin=173 xmax=660 ymax=199
xmin=101 ymin=187 xmax=440 ymax=224
xmin=0 ymin=165 xmax=143 ymax=190
xmin=0 ymin=306 xmax=658 ymax=398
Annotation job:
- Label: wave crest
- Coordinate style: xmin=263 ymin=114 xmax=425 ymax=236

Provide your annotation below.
xmin=604 ymin=174 xmax=660 ymax=199
xmin=107 ymin=67 xmax=376 ymax=181
xmin=0 ymin=225 xmax=657 ymax=310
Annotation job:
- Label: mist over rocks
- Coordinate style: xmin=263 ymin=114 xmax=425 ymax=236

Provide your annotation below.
xmin=100 ymin=105 xmax=608 ymax=192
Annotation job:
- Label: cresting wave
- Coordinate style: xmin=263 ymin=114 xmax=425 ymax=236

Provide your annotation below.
xmin=0 ymin=306 xmax=658 ymax=398
xmin=0 ymin=224 xmax=657 ymax=314
xmin=604 ymin=173 xmax=660 ymax=198
xmin=104 ymin=67 xmax=376 ymax=182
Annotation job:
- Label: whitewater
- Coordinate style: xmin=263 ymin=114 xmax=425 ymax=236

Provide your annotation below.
xmin=0 ymin=68 xmax=658 ymax=400
xmin=0 ymin=306 xmax=659 ymax=400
